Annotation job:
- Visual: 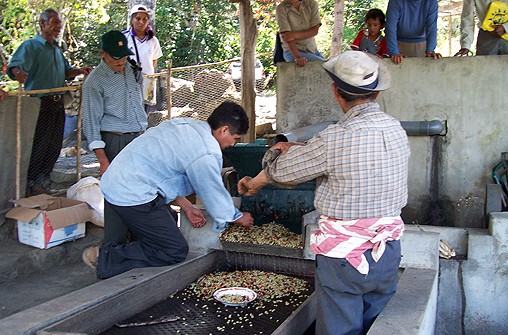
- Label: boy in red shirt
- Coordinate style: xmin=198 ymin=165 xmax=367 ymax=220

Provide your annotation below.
xmin=351 ymin=9 xmax=389 ymax=58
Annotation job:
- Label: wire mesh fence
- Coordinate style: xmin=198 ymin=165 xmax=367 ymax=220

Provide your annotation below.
xmin=3 ymin=57 xmax=275 ymax=197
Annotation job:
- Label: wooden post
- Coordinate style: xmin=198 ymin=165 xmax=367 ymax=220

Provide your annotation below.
xmin=15 ymin=84 xmax=23 ymax=199
xmin=237 ymin=0 xmax=258 ymax=143
xmin=448 ymin=13 xmax=453 ymax=57
xmin=330 ymin=0 xmax=345 ymax=57
xmin=76 ymin=88 xmax=83 ymax=181
xmin=166 ymin=59 xmax=172 ymax=119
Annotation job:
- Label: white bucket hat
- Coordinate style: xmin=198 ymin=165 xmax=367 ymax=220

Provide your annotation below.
xmin=130 ymin=4 xmax=151 ymax=16
xmin=322 ymin=51 xmax=391 ymax=95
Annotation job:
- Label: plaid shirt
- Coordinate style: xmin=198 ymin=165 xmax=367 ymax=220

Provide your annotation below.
xmin=263 ymin=102 xmax=410 ymax=219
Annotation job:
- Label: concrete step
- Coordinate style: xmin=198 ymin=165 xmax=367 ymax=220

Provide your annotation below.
xmin=0 ymin=221 xmax=103 ymax=319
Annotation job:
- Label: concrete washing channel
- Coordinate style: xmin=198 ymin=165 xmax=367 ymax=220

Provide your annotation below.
xmin=0 ymin=209 xmax=507 ymax=334
xmin=0 ymin=207 xmax=440 ymax=335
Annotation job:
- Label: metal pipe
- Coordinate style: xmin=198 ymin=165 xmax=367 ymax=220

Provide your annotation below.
xmin=400 ymin=120 xmax=446 ymax=136
xmin=274 ymin=120 xmax=446 ymax=144
xmin=273 ymin=121 xmax=335 ymax=144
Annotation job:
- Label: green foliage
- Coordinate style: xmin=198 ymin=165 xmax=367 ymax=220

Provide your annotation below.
xmin=3 ymin=0 xmax=436 ymax=83
xmin=67 ymin=1 xmax=127 ymax=67
xmin=155 ymin=0 xmax=241 ymax=67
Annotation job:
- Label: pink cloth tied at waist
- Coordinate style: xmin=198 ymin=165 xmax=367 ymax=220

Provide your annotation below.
xmin=310 ymin=215 xmax=404 ymax=275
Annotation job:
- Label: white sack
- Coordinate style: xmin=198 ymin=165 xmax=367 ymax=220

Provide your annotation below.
xmin=67 ymin=176 xmax=104 ymax=227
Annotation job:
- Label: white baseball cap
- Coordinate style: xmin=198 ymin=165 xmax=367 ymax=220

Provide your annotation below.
xmin=322 ymin=51 xmax=391 ymax=95
xmin=130 ymin=4 xmax=151 ymax=16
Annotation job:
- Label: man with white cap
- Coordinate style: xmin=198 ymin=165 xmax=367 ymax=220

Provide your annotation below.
xmin=238 ymin=51 xmax=410 ymax=335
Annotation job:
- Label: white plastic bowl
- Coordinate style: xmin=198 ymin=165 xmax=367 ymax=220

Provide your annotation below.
xmin=213 ymin=287 xmax=257 ymax=307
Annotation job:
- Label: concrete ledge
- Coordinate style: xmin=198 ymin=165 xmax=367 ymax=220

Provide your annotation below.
xmin=400 ymin=230 xmax=440 ymax=270
xmin=489 ymin=212 xmax=508 ymax=245
xmin=405 ymin=224 xmax=470 ymax=256
xmin=368 ymin=268 xmax=438 ymax=335
xmin=0 ymin=252 xmax=208 ymax=335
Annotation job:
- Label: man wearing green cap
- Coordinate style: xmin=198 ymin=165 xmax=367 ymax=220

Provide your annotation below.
xmin=82 ymin=30 xmax=148 ymax=245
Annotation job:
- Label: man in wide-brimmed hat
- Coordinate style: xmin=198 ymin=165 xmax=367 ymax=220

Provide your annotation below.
xmin=238 ymin=51 xmax=410 ymax=335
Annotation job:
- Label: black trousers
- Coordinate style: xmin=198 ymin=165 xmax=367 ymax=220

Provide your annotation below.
xmin=101 ymin=131 xmax=140 ymax=244
xmin=27 ymin=96 xmax=65 ymax=184
xmin=96 ymin=196 xmax=189 ymax=279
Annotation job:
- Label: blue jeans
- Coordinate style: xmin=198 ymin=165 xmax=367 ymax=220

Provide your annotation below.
xmin=314 ymin=240 xmax=401 ymax=335
xmin=283 ymin=49 xmax=325 ymax=62
xmin=96 ymin=196 xmax=189 ymax=279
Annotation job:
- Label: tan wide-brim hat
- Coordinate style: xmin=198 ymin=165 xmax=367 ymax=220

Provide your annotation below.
xmin=322 ymin=51 xmax=391 ymax=95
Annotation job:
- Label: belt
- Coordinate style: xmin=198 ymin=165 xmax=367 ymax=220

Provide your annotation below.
xmin=41 ymin=94 xmax=63 ymax=102
xmin=101 ymin=131 xmax=141 ymax=136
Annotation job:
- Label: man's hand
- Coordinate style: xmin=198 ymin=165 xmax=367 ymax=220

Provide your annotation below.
xmin=233 ymin=212 xmax=254 ymax=228
xmin=454 ymin=48 xmax=471 ymax=57
xmin=238 ymin=171 xmax=270 ymax=197
xmin=270 ymin=141 xmax=305 ymax=154
xmin=67 ymin=67 xmax=93 ymax=80
xmin=390 ymin=54 xmax=404 ymax=65
xmin=295 ymin=57 xmax=307 ymax=67
xmin=425 ymin=51 xmax=442 ymax=59
xmin=493 ymin=25 xmax=506 ymax=38
xmin=0 ymin=89 xmax=8 ymax=102
xmin=79 ymin=66 xmax=93 ymax=76
xmin=172 ymin=196 xmax=207 ymax=228
xmin=12 ymin=68 xmax=28 ymax=84
xmin=93 ymin=148 xmax=110 ymax=175
xmin=238 ymin=176 xmax=254 ymax=196
xmin=280 ymin=31 xmax=297 ymax=43
xmin=99 ymin=161 xmax=110 ymax=176
xmin=183 ymin=205 xmax=207 ymax=228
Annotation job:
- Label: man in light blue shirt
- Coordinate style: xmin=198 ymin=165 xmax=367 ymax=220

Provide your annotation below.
xmin=82 ymin=101 xmax=254 ymax=279
xmin=82 ymin=30 xmax=148 ymax=245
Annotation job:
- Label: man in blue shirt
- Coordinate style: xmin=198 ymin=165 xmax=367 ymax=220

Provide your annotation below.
xmin=7 ymin=8 xmax=92 ymax=195
xmin=82 ymin=30 xmax=149 ymax=246
xmin=385 ymin=0 xmax=442 ymax=64
xmin=82 ymin=101 xmax=254 ymax=279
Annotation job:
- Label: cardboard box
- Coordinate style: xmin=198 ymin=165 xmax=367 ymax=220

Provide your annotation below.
xmin=6 ymin=194 xmax=92 ymax=249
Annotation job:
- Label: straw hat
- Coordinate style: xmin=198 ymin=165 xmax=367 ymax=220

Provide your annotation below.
xmin=322 ymin=51 xmax=391 ymax=95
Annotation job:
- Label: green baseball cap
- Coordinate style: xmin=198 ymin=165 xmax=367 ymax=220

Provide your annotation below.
xmin=100 ymin=30 xmax=133 ymax=59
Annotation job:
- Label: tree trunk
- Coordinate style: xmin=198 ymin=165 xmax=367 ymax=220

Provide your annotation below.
xmin=330 ymin=0 xmax=344 ymax=57
xmin=234 ymin=0 xmax=258 ymax=143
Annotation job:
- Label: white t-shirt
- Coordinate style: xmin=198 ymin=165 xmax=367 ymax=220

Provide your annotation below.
xmin=124 ymin=32 xmax=163 ymax=105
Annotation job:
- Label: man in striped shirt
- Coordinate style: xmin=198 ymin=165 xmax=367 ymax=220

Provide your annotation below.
xmin=82 ymin=30 xmax=148 ymax=246
xmin=239 ymin=51 xmax=410 ymax=335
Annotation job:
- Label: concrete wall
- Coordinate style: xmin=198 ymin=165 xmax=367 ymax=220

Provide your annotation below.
xmin=276 ymin=56 xmax=508 ymax=228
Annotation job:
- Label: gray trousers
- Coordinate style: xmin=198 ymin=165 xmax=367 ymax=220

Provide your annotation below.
xmin=315 ymin=240 xmax=401 ymax=335
xmin=476 ymin=29 xmax=508 ymax=55
xmin=397 ymin=41 xmax=427 ymax=57
xmin=101 ymin=131 xmax=140 ymax=244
